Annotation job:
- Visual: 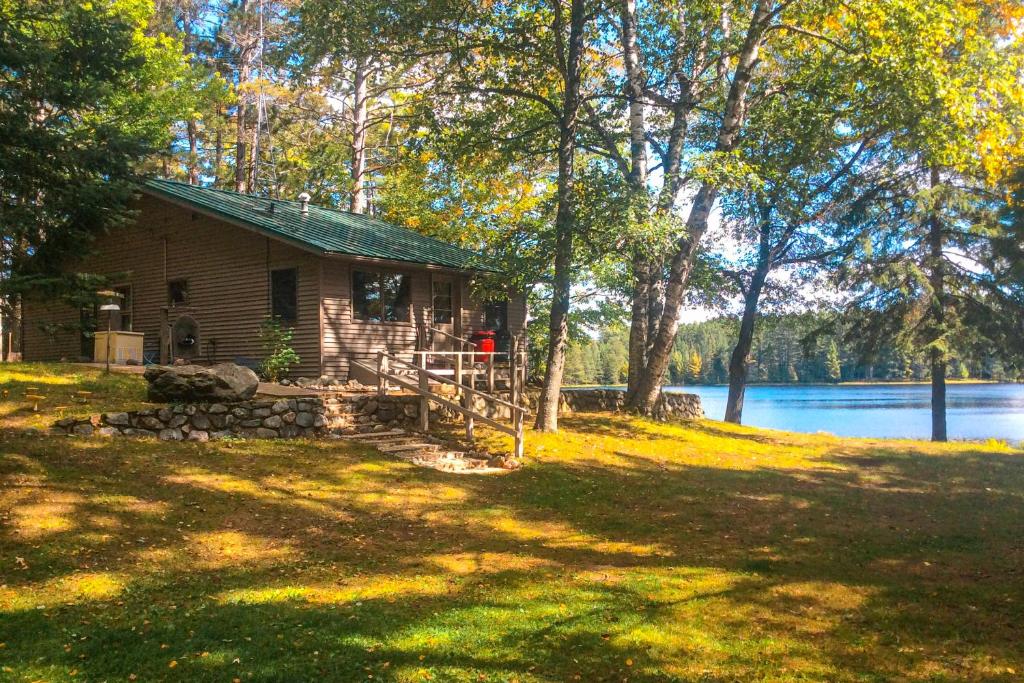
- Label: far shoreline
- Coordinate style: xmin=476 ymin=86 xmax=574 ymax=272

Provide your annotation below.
xmin=563 ymin=379 xmax=1017 ymax=389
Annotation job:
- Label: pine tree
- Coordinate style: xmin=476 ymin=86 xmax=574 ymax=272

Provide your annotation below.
xmin=826 ymin=341 xmax=842 ymax=383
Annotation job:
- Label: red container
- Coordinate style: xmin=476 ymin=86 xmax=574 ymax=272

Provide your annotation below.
xmin=470 ymin=330 xmax=496 ymax=363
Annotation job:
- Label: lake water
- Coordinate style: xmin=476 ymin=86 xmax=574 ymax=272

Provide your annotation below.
xmin=661 ymin=383 xmax=1024 ymax=443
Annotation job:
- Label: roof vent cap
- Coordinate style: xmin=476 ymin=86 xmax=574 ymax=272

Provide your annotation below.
xmin=298 ymin=192 xmax=311 ymax=215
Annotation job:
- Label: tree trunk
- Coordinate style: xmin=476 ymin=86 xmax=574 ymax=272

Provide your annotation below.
xmin=629 ymin=183 xmax=718 ymax=413
xmin=627 ymin=1 xmax=769 ymax=415
xmin=234 ymin=0 xmax=252 ymax=194
xmin=535 ymin=0 xmax=587 ymax=433
xmin=187 ymin=119 xmax=199 ymax=185
xmin=928 ymin=165 xmax=947 ymax=441
xmin=626 ymin=256 xmax=649 ymax=397
xmin=724 ymin=267 xmax=768 ymax=424
xmin=183 ymin=18 xmax=199 ymax=185
xmin=621 ymin=0 xmax=650 ymax=400
xmin=213 ymin=106 xmax=223 ymax=186
xmin=350 ymin=58 xmax=369 ymax=214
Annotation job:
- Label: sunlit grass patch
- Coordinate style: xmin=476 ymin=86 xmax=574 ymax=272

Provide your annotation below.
xmin=0 ymin=363 xmax=1022 ymax=681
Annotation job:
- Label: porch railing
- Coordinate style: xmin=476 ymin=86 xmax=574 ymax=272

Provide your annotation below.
xmin=373 ymin=337 xmax=529 ymax=459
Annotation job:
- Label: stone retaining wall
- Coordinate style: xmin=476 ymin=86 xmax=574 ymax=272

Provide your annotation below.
xmin=51 ymin=388 xmax=702 ymax=441
xmin=558 ymin=388 xmax=703 ymax=420
xmin=51 ymin=398 xmax=327 ymax=441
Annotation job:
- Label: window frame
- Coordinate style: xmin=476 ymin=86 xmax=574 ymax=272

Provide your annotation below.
xmin=113 ymin=284 xmax=133 ymax=331
xmin=431 ymin=279 xmax=454 ymax=325
xmin=351 ymin=269 xmax=413 ymax=324
xmin=270 ymin=267 xmax=299 ymax=325
xmin=167 ymin=279 xmax=189 ymax=307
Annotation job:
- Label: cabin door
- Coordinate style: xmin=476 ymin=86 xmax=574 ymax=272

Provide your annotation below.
xmin=430 ymin=275 xmax=456 ymax=355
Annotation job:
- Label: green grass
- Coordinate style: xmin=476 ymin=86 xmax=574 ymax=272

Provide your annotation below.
xmin=0 ymin=363 xmax=149 ymax=430
xmin=1 ymin=363 xmax=1023 ymax=681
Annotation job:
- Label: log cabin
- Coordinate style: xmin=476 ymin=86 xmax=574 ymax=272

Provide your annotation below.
xmin=22 ymin=179 xmax=527 ymax=380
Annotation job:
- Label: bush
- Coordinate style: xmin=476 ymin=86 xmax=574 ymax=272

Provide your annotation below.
xmin=258 ymin=317 xmax=300 ymax=382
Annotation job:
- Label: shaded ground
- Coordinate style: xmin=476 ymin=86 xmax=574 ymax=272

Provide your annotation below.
xmin=1 ymin=365 xmax=1022 ymax=681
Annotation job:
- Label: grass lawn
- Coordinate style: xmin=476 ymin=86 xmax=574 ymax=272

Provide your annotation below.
xmin=1 ymin=364 xmax=1022 ymax=681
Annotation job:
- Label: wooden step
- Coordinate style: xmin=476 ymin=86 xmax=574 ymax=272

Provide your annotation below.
xmin=377 ymin=442 xmax=441 ymax=453
xmin=337 ymin=429 xmax=408 ymax=440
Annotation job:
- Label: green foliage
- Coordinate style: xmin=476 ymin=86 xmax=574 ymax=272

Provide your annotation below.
xmin=826 ymin=341 xmax=842 ymax=383
xmin=0 ymin=0 xmax=187 ymax=280
xmin=258 ymin=317 xmax=300 ymax=381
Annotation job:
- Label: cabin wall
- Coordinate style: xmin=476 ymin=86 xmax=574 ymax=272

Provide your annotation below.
xmin=320 ymin=258 xmax=431 ymax=379
xmin=322 ymin=260 xmax=527 ymax=381
xmin=22 ymin=195 xmax=322 ymax=376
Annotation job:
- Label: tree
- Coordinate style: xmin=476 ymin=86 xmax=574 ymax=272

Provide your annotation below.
xmin=0 ymin=0 xmax=186 ymax=283
xmin=825 ymin=341 xmax=841 ymax=383
xmin=611 ymin=0 xmax=1024 ymax=417
xmin=686 ymin=350 xmax=702 ymax=383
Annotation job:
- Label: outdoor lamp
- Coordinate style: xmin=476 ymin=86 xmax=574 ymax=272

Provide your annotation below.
xmin=97 ymin=289 xmax=122 ymax=373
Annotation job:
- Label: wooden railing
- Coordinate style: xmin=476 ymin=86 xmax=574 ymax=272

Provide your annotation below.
xmin=374 ymin=338 xmax=529 ymax=459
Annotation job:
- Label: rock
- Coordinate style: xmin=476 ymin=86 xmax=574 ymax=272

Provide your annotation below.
xmin=231 ymin=407 xmax=250 ymax=418
xmin=372 ymin=424 xmax=389 ymax=433
xmin=137 ymin=416 xmax=164 ymax=430
xmin=255 ymin=428 xmax=278 ymax=438
xmin=279 ymin=378 xmax=291 ymax=386
xmin=295 ymin=412 xmax=314 ymax=428
xmin=377 ymin=407 xmax=395 ymax=422
xmin=210 ymin=430 xmax=232 ymax=440
xmin=403 ymin=403 xmax=418 ymax=418
xmin=281 ymin=411 xmax=296 ymax=424
xmin=208 ymin=403 xmax=228 ymax=414
xmin=294 ymin=377 xmax=313 ymax=388
xmin=271 ymin=399 xmax=290 ymax=414
xmin=190 ymin=413 xmax=211 ymax=430
xmin=159 ymin=428 xmax=184 ymax=441
xmin=312 ymin=414 xmax=326 ymax=428
xmin=318 ymin=375 xmax=333 ymax=386
xmin=262 ymin=415 xmax=283 ymax=429
xmin=143 ymin=363 xmax=259 ymax=403
xmin=168 ymin=415 xmax=188 ymax=428
xmin=187 ymin=430 xmax=210 ymax=442
xmin=280 ymin=424 xmax=300 ymax=438
xmin=97 ymin=426 xmax=118 ymax=437
xmin=55 ymin=417 xmax=76 ymax=428
xmin=123 ymin=428 xmax=155 ymax=438
xmin=240 ymin=419 xmax=262 ymax=428
xmin=104 ymin=412 xmax=130 ymax=426
xmin=252 ymin=407 xmax=272 ymax=418
xmin=72 ymin=422 xmax=95 ymax=437
xmin=157 ymin=407 xmax=174 ymax=421
xmin=362 ymin=400 xmax=378 ymax=415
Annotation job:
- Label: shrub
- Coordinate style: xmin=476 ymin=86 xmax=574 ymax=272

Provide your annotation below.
xmin=258 ymin=317 xmax=300 ymax=382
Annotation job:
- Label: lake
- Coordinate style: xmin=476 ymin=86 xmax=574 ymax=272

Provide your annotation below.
xmin=661 ymin=383 xmax=1024 ymax=443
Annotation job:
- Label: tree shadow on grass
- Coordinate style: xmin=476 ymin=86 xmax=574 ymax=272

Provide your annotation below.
xmin=1 ymin=429 xmax=1023 ymax=681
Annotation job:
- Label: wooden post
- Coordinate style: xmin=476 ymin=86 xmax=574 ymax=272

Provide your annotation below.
xmin=377 ymin=352 xmax=388 ymax=397
xmin=510 ymin=338 xmax=525 ymax=460
xmin=454 ymin=349 xmax=463 ymax=399
xmin=487 ymin=352 xmax=495 ymax=394
xmin=418 ymin=351 xmax=429 ymax=432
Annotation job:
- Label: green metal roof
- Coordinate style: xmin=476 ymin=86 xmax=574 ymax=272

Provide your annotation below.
xmin=141 ymin=178 xmax=494 ymax=271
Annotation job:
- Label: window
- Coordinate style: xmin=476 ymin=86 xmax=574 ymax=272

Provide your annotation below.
xmin=168 ymin=279 xmax=189 ymax=306
xmin=271 ymin=268 xmax=298 ymax=324
xmin=485 ymin=300 xmax=508 ymax=332
xmin=113 ymin=285 xmax=132 ymax=331
xmin=432 ymin=280 xmax=453 ymax=324
xmin=353 ymin=270 xmax=411 ymax=322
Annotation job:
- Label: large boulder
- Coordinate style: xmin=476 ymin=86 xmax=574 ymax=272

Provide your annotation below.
xmin=144 ymin=363 xmax=260 ymax=403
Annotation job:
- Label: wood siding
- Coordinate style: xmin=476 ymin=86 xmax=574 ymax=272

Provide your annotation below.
xmin=23 ymin=195 xmax=323 ymax=376
xmin=322 ymin=261 xmax=527 ymax=380
xmin=22 ymin=192 xmax=527 ymax=381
